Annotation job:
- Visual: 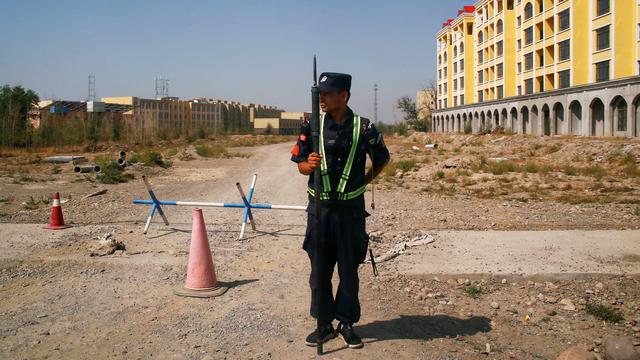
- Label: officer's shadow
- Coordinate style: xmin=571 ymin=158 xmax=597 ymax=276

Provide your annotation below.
xmin=327 ymin=314 xmax=491 ymax=353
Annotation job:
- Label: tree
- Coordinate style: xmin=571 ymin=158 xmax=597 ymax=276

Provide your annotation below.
xmin=0 ymin=85 xmax=39 ymax=148
xmin=396 ymin=96 xmax=429 ymax=132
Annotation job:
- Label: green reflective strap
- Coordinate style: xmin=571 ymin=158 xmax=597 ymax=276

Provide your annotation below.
xmin=337 ymin=115 xmax=361 ymax=193
xmin=308 ymin=186 xmax=364 ymax=201
xmin=319 ymin=114 xmax=331 ymax=192
xmin=307 ymin=187 xmax=329 ymax=200
xmin=336 ymin=185 xmax=366 ymax=200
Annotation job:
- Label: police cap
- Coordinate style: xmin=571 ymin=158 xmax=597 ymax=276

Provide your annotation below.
xmin=318 ymin=72 xmax=352 ymax=93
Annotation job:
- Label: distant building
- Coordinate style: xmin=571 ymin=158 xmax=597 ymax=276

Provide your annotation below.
xmin=416 ymin=90 xmax=436 ymax=120
xmin=30 ymin=100 xmax=132 ymax=129
xmin=254 ymin=111 xmax=310 ymax=135
xmin=101 ymin=96 xmax=282 ymax=135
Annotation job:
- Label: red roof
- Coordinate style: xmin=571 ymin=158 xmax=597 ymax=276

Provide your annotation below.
xmin=464 ymin=6 xmax=475 ymax=13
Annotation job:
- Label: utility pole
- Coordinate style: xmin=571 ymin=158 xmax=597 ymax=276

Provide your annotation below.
xmin=88 ymin=74 xmax=96 ymax=101
xmin=373 ymin=83 xmax=378 ymax=123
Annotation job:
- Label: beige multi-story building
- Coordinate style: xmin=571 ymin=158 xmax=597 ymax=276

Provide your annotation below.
xmin=416 ymin=89 xmax=437 ymax=120
xmin=254 ymin=111 xmax=310 ymax=135
xmin=434 ymin=0 xmax=640 ymax=137
xmin=102 ymin=96 xmax=282 ymax=135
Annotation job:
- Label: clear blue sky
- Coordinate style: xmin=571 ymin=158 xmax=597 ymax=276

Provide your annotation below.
xmin=0 ymin=0 xmax=468 ymax=123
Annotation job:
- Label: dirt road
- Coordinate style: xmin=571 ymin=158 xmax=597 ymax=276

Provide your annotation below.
xmin=1 ymin=141 xmax=639 ymax=359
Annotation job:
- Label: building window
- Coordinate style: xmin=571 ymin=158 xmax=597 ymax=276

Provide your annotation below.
xmin=517 ymin=85 xmax=522 ymax=96
xmin=478 ymin=31 xmax=484 ymax=44
xmin=597 ymin=0 xmax=610 ymax=16
xmin=460 ymin=42 xmax=464 ymax=53
xmin=518 ymin=62 xmax=522 ymax=73
xmin=454 ymin=63 xmax=457 ymax=73
xmin=524 ymin=2 xmax=533 ymax=20
xmin=525 ymin=52 xmax=533 ymax=70
xmin=558 ymin=9 xmax=570 ymax=31
xmin=478 ymin=70 xmax=484 ymax=83
xmin=478 ymin=91 xmax=484 ymax=102
xmin=497 ymin=85 xmax=504 ymax=99
xmin=558 ymin=39 xmax=570 ymax=61
xmin=454 ymin=79 xmax=458 ymax=90
xmin=517 ymin=16 xmax=522 ymax=27
xmin=525 ymin=78 xmax=534 ymax=94
xmin=596 ymin=60 xmax=610 ymax=82
xmin=438 ymin=69 xmax=442 ymax=79
xmin=460 ymin=59 xmax=465 ymax=71
xmin=460 ymin=77 xmax=465 ymax=89
xmin=525 ymin=27 xmax=533 ymax=45
xmin=596 ymin=25 xmax=610 ymax=50
xmin=558 ymin=70 xmax=570 ymax=88
xmin=517 ymin=39 xmax=522 ymax=49
xmin=478 ymin=50 xmax=484 ymax=64
xmin=497 ymin=40 xmax=503 ymax=57
xmin=497 ymin=20 xmax=504 ymax=34
xmin=460 ymin=95 xmax=465 ymax=105
xmin=537 ymin=50 xmax=544 ymax=67
xmin=497 ymin=63 xmax=504 ymax=78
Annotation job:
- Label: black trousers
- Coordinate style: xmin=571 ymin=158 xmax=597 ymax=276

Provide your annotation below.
xmin=303 ymin=203 xmax=369 ymax=325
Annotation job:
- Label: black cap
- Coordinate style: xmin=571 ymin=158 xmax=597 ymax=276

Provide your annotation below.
xmin=318 ymin=72 xmax=352 ymax=93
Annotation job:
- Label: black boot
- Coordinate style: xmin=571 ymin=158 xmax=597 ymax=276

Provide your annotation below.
xmin=305 ymin=323 xmax=336 ymax=347
xmin=337 ymin=322 xmax=363 ymax=349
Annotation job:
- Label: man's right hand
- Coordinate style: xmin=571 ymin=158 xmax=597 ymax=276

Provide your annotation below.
xmin=307 ymin=152 xmax=322 ymax=170
xmin=298 ymin=152 xmax=322 ymax=175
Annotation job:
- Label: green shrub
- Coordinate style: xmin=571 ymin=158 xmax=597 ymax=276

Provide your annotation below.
xmin=195 ymin=144 xmax=229 ymax=158
xmin=433 ymin=170 xmax=445 ymax=180
xmin=396 ymin=159 xmax=417 ymax=172
xmin=583 ymin=164 xmax=607 ymax=180
xmin=489 ymin=161 xmax=518 ymax=175
xmin=464 ymin=286 xmax=484 ymax=299
xmin=95 ymin=158 xmax=134 ymax=184
xmin=128 ymin=150 xmax=171 ymax=168
xmin=563 ymin=165 xmax=578 ymax=176
xmin=524 ymin=162 xmax=539 ymax=173
xmin=585 ymin=303 xmax=623 ymax=323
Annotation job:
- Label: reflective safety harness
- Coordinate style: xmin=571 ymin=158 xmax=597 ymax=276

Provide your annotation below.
xmin=307 ymin=113 xmax=365 ymax=201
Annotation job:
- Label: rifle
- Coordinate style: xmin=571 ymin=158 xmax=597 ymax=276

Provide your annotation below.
xmin=311 ymin=56 xmax=324 ymax=355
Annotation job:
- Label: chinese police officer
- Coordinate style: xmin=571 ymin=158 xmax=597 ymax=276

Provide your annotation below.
xmin=290 ymin=72 xmax=390 ymax=349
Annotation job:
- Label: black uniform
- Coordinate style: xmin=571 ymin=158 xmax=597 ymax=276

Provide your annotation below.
xmin=290 ymin=106 xmax=389 ymax=325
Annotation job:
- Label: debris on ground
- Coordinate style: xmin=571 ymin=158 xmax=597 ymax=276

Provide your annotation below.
xmin=89 ymin=232 xmax=125 ymax=257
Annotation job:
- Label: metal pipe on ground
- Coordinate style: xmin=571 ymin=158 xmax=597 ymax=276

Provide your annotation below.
xmin=119 ymin=151 xmax=126 ymax=159
xmin=74 ymin=165 xmax=101 ymax=173
xmin=117 ymin=158 xmax=127 ymax=167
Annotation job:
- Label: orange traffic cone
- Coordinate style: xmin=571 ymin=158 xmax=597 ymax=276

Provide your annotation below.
xmin=174 ymin=209 xmax=228 ymax=298
xmin=44 ymin=192 xmax=71 ymax=230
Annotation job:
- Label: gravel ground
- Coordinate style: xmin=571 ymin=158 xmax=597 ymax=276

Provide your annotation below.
xmin=1 ymin=136 xmax=639 ymax=359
